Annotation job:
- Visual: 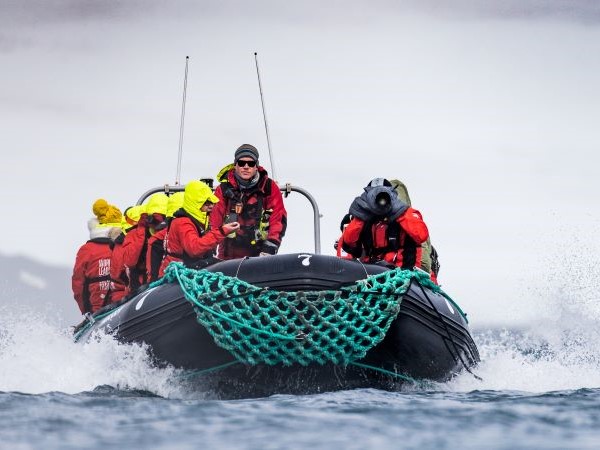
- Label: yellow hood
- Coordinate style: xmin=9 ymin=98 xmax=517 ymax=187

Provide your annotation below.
xmin=146 ymin=193 xmax=169 ymax=215
xmin=167 ymin=192 xmax=185 ymax=218
xmin=183 ymin=180 xmax=219 ymax=223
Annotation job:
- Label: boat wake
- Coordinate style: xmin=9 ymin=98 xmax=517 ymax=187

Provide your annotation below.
xmin=0 ymin=309 xmax=182 ymax=398
xmin=2 ymin=281 xmax=600 ymax=397
xmin=446 ymin=323 xmax=600 ymax=392
xmin=447 ymin=271 xmax=600 ymax=392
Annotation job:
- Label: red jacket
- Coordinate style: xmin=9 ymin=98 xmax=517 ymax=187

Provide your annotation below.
xmin=210 ymin=166 xmax=287 ymax=259
xmin=72 ymin=238 xmax=113 ymax=314
xmin=120 ymin=219 xmax=150 ymax=292
xmin=146 ymin=227 xmax=167 ymax=282
xmin=109 ymin=232 xmax=129 ymax=301
xmin=341 ymin=207 xmax=429 ymax=269
xmin=159 ymin=212 xmax=227 ymax=277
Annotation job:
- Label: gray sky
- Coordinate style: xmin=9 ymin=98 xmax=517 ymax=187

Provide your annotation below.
xmin=2 ymin=0 xmax=600 ymax=325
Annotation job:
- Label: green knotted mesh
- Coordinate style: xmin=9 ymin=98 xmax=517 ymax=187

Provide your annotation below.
xmin=152 ymin=262 xmax=441 ymax=366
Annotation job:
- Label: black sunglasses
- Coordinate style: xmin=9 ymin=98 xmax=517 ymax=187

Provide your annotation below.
xmin=236 ymin=159 xmax=257 ymax=167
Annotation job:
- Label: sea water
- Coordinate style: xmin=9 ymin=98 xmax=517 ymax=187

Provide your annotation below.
xmin=2 ymin=301 xmax=600 ymax=449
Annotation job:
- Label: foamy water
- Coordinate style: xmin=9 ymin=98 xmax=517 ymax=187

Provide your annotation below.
xmin=0 ymin=310 xmax=182 ymax=397
xmin=2 ymin=260 xmax=600 ymax=448
xmin=2 ymin=289 xmax=600 ymax=397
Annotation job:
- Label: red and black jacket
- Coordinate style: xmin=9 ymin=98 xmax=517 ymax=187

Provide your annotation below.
xmin=146 ymin=227 xmax=167 ymax=283
xmin=210 ymin=167 xmax=287 ymax=259
xmin=109 ymin=231 xmax=130 ymax=301
xmin=120 ymin=218 xmax=151 ymax=292
xmin=341 ymin=207 xmax=429 ymax=269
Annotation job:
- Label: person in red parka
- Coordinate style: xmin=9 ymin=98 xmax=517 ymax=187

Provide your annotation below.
xmin=120 ymin=193 xmax=168 ymax=294
xmin=72 ymin=199 xmax=122 ymax=315
xmin=210 ymin=144 xmax=287 ymax=259
xmin=109 ymin=204 xmax=144 ymax=302
xmin=339 ymin=178 xmax=429 ymax=270
xmin=146 ymin=192 xmax=184 ymax=282
xmin=159 ymin=180 xmax=239 ymax=276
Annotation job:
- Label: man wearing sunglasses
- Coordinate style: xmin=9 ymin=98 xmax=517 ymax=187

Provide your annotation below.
xmin=211 ymin=144 xmax=287 ymax=259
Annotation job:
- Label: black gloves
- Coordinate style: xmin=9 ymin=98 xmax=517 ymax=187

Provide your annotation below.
xmin=260 ymin=240 xmax=279 ymax=255
xmin=339 ymin=213 xmax=352 ymax=231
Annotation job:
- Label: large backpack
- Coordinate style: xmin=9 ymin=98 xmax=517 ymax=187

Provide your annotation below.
xmin=390 ymin=179 xmax=439 ymax=277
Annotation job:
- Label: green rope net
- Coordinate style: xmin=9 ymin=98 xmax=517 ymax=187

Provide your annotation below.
xmin=153 ymin=262 xmax=445 ymax=367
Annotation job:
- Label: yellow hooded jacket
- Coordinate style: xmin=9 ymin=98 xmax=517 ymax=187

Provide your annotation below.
xmin=183 ymin=180 xmax=219 ymax=226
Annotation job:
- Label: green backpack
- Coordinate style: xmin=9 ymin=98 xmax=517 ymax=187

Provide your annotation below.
xmin=389 ymin=179 xmax=439 ymax=277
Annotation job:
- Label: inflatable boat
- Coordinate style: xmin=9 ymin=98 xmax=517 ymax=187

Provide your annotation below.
xmin=74 ymin=253 xmax=480 ymax=398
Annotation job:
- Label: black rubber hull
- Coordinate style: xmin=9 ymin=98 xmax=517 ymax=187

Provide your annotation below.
xmin=77 ymin=254 xmax=479 ymax=398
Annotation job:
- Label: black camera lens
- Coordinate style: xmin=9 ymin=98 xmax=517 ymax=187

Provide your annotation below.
xmin=375 ymin=192 xmax=390 ymax=208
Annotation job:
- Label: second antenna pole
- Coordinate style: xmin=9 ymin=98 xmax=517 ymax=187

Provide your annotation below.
xmin=254 ymin=52 xmax=277 ymax=182
xmin=175 ymin=56 xmax=189 ymax=186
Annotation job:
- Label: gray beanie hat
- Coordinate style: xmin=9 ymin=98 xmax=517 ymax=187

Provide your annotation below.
xmin=234 ymin=144 xmax=259 ymax=162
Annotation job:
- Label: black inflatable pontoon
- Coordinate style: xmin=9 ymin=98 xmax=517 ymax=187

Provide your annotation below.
xmin=75 ymin=253 xmax=479 ymax=398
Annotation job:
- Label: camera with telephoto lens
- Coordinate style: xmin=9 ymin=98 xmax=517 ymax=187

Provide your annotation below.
xmin=366 ymin=186 xmax=393 ymax=216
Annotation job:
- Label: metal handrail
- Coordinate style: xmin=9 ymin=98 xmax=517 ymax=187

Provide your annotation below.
xmin=137 ymin=182 xmax=322 ymax=254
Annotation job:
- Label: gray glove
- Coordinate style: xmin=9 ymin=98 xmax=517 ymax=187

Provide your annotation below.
xmin=349 ymin=196 xmax=373 ymax=221
xmin=387 ymin=195 xmax=408 ymax=221
xmin=349 ymin=187 xmax=408 ymax=221
xmin=363 ymin=186 xmax=408 ymax=220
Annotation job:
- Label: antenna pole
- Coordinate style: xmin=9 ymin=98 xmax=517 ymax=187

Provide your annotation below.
xmin=254 ymin=52 xmax=277 ymax=181
xmin=175 ymin=56 xmax=189 ymax=185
